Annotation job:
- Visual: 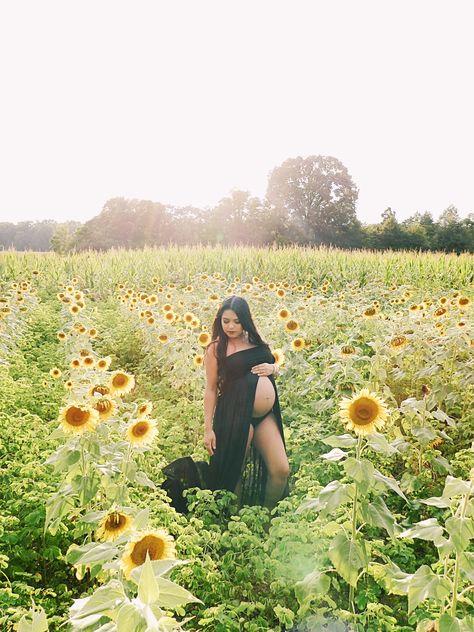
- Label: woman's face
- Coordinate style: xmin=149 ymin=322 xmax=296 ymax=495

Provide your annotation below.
xmin=221 ymin=309 xmax=243 ymax=339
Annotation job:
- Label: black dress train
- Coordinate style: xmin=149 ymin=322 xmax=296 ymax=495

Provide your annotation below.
xmin=162 ymin=345 xmax=288 ymax=510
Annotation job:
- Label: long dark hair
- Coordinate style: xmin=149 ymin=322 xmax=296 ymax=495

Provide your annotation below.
xmin=210 ymin=296 xmax=267 ymax=391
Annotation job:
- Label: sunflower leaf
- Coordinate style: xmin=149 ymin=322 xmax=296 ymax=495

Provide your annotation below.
xmin=321 ymin=434 xmax=357 ymax=448
xmin=373 ymin=469 xmax=407 ymax=501
xmin=399 ymin=518 xmax=445 ymax=545
xmin=445 ymin=516 xmax=474 ymax=552
xmin=137 ymin=553 xmax=160 ymax=605
xmin=116 ymin=602 xmax=144 ymax=632
xmin=407 ymin=565 xmax=451 ymax=613
xmin=321 ymin=448 xmax=348 ymax=461
xmin=328 ymin=532 xmax=369 ymax=587
xmin=442 ymin=476 xmax=472 ymax=499
xmin=295 ymin=570 xmax=331 ymax=604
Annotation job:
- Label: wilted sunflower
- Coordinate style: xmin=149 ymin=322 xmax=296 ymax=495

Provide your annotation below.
xmin=339 ymin=388 xmax=388 ymax=436
xmin=59 ymin=403 xmax=99 ymax=434
xmin=285 ymin=319 xmax=300 ymax=333
xmin=109 ymin=371 xmax=135 ymax=396
xmin=93 ymin=397 xmax=117 ymax=421
xmin=291 ymin=337 xmax=305 ymax=351
xmin=198 ymin=332 xmax=211 ymax=347
xmin=96 ymin=511 xmax=133 ymax=542
xmin=126 ymin=418 xmax=158 ymax=445
xmin=121 ymin=529 xmax=176 ymax=579
xmin=137 ymin=401 xmax=153 ymax=419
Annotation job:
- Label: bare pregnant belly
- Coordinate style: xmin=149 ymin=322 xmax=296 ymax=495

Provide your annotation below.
xmin=252 ymin=376 xmax=275 ymax=417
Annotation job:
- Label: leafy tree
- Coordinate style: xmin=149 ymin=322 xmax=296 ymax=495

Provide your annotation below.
xmin=266 ymin=155 xmax=360 ymax=246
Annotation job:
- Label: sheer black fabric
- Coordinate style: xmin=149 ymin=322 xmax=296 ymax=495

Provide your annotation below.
xmin=161 ymin=345 xmax=288 ymax=511
xmin=208 ymin=345 xmax=287 ymax=506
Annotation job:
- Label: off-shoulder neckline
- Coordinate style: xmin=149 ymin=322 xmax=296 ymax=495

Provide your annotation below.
xmin=225 ymin=345 xmax=259 ymax=359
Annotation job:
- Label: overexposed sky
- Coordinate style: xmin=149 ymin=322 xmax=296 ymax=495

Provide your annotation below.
xmin=0 ymin=0 xmax=473 ymax=225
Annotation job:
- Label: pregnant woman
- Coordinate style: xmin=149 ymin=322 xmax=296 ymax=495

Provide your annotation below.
xmin=204 ymin=296 xmax=289 ymax=509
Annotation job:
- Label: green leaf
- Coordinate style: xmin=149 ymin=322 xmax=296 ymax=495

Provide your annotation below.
xmin=380 ymin=560 xmax=412 ymax=595
xmin=421 ymin=496 xmax=451 ymax=508
xmin=373 ymin=469 xmax=407 ymax=500
xmin=297 ymin=480 xmax=353 ymax=516
xmin=411 ymin=426 xmax=438 ymax=445
xmin=400 ymin=518 xmax=445 ymax=545
xmin=18 ymin=605 xmax=49 ymax=632
xmin=328 ymin=532 xmax=368 ymax=587
xmin=439 ymin=614 xmax=462 ymax=632
xmin=135 ymin=470 xmax=156 ymax=489
xmin=66 ymin=542 xmax=118 ymax=566
xmin=154 ymin=576 xmax=202 ymax=608
xmin=321 ymin=434 xmax=357 ymax=448
xmin=344 ymin=458 xmax=375 ymax=493
xmin=295 ymin=570 xmax=331 ymax=604
xmin=360 ymin=496 xmax=400 ymax=538
xmin=460 ymin=552 xmax=474 ymax=582
xmin=137 ymin=553 xmax=160 ymax=605
xmin=445 ymin=516 xmax=474 ymax=552
xmin=365 ymin=432 xmax=398 ymax=455
xmin=443 ymin=476 xmax=472 ymax=499
xmin=321 ymin=448 xmax=348 ymax=461
xmin=133 ymin=508 xmax=150 ymax=530
xmin=68 ymin=581 xmax=126 ymax=627
xmin=407 ymin=565 xmax=451 ymax=613
xmin=116 ymin=602 xmax=144 ymax=632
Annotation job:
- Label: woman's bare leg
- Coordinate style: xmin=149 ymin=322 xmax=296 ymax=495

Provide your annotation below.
xmin=252 ymin=414 xmax=289 ymax=509
xmin=233 ymin=424 xmax=254 ymax=502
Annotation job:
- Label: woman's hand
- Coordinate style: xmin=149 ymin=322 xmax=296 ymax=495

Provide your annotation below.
xmin=251 ymin=362 xmax=275 ymax=377
xmin=203 ymin=429 xmax=217 ymax=456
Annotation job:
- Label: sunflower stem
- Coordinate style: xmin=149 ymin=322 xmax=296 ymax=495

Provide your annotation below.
xmin=451 ymin=485 xmax=471 ymax=617
xmin=349 ymin=433 xmax=363 ymax=613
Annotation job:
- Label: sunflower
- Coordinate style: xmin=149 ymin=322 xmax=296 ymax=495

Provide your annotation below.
xmin=82 ymin=356 xmax=95 ymax=368
xmin=278 ymin=308 xmax=291 ymax=321
xmin=390 ymin=335 xmax=408 ymax=349
xmin=183 ymin=312 xmax=194 ymax=324
xmin=109 ymin=371 xmax=135 ymax=396
xmin=162 ymin=303 xmax=172 ymax=312
xmin=339 ymin=388 xmax=388 ymax=436
xmin=126 ymin=418 xmax=158 ymax=445
xmin=121 ymin=530 xmax=176 ymax=579
xmin=137 ymin=401 xmax=153 ymax=419
xmin=57 ymin=331 xmax=67 ymax=341
xmin=291 ymin=337 xmax=305 ymax=351
xmin=96 ymin=356 xmax=112 ymax=371
xmin=147 ymin=317 xmax=155 ymax=325
xmin=59 ymin=403 xmax=99 ymax=434
xmin=69 ymin=304 xmax=81 ymax=315
xmin=340 ymin=345 xmax=356 ymax=356
xmin=70 ymin=358 xmax=81 ymax=369
xmin=93 ymin=397 xmax=117 ymax=421
xmin=271 ymin=349 xmax=285 ymax=366
xmin=198 ymin=332 xmax=211 ymax=347
xmin=164 ymin=311 xmax=175 ymax=322
xmin=89 ymin=384 xmax=110 ymax=397
xmin=285 ymin=319 xmax=299 ymax=333
xmin=458 ymin=296 xmax=471 ymax=309
xmin=64 ymin=380 xmax=74 ymax=390
xmin=50 ymin=367 xmax=62 ymax=379
xmin=276 ymin=289 xmax=286 ymax=298
xmin=158 ymin=333 xmax=169 ymax=343
xmin=363 ymin=307 xmax=377 ymax=318
xmin=193 ymin=354 xmax=204 ymax=367
xmin=433 ymin=307 xmax=447 ymax=318
xmin=96 ymin=511 xmax=133 ymax=542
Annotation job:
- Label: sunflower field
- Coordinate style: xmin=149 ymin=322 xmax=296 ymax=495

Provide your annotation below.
xmin=1 ymin=246 xmax=473 ymax=632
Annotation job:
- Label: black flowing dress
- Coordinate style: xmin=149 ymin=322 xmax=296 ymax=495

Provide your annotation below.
xmin=208 ymin=345 xmax=288 ymax=506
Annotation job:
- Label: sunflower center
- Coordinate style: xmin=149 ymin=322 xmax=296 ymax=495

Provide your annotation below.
xmin=65 ymin=407 xmax=89 ymax=426
xmin=349 ymin=398 xmax=379 ymax=425
xmin=105 ymin=512 xmax=126 ymax=531
xmin=130 ymin=535 xmax=165 ymax=565
xmin=132 ymin=421 xmax=149 ymax=437
xmin=112 ymin=374 xmax=127 ymax=387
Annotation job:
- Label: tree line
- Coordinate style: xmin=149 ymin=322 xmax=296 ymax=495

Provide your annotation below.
xmin=1 ymin=156 xmax=473 ymax=253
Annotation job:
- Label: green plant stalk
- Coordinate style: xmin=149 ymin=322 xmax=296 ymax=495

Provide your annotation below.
xmin=451 ymin=484 xmax=472 ymax=617
xmin=348 ymin=433 xmax=363 ymax=612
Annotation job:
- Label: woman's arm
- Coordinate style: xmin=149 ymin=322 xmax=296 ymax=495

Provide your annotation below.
xmin=203 ymin=343 xmax=218 ymax=455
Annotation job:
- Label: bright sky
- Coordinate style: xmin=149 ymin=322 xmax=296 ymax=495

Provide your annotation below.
xmin=1 ymin=1 xmax=473 ymax=226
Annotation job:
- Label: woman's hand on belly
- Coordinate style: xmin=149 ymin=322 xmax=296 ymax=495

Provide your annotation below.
xmin=251 ymin=363 xmax=274 ymax=376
